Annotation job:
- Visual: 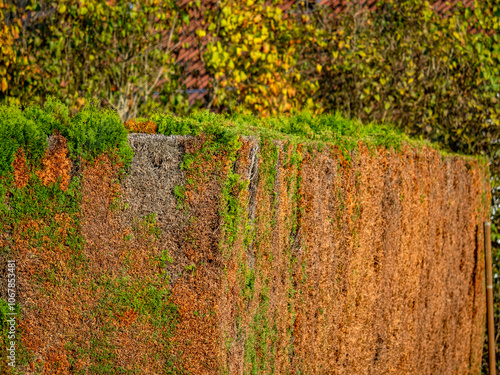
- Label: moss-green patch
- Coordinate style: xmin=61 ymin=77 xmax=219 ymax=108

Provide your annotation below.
xmin=149 ymin=109 xmax=451 ymax=157
xmin=174 ymin=184 xmax=187 ymax=211
xmin=87 ymin=334 xmax=134 ymax=375
xmin=133 ymin=213 xmax=161 ymax=240
xmin=0 ymin=173 xmax=88 ymax=284
xmin=69 ymin=275 xmax=179 ymax=374
xmin=156 ymin=249 xmax=174 ymax=269
xmin=96 ymin=276 xmax=178 ymax=329
xmin=244 ymin=284 xmax=277 ymax=375
xmin=221 ymin=170 xmax=249 ymax=248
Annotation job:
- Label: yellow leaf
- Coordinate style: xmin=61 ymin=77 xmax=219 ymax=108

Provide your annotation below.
xmin=1 ymin=77 xmax=7 ymax=92
xmin=316 ymin=64 xmax=322 ymax=73
xmin=270 ymin=84 xmax=278 ymax=96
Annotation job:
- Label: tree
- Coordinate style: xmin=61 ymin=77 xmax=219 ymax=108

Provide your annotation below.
xmin=203 ymin=0 xmax=318 ymax=115
xmin=0 ymin=0 xmax=190 ymax=121
xmin=306 ymin=0 xmax=500 ymax=159
xmin=0 ymin=0 xmax=35 ymax=101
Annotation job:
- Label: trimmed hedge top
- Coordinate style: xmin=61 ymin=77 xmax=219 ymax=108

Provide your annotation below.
xmin=151 ymin=109 xmax=409 ymax=150
xmin=0 ymin=99 xmax=482 ymax=181
xmin=0 ymin=99 xmax=132 ymax=178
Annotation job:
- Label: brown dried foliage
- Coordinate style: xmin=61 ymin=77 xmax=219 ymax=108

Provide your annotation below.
xmin=217 ymin=140 xmax=489 ymax=374
xmin=0 ymin=206 xmax=85 ymax=375
xmin=13 ymin=148 xmax=29 ymax=188
xmin=3 ymin=134 xmax=489 ymax=374
xmin=121 ymin=134 xmax=188 ymax=284
xmin=124 ymin=119 xmax=158 ymax=134
xmin=76 ymin=153 xmax=174 ymax=373
xmin=35 ymin=133 xmax=71 ymax=190
xmin=2 ymin=149 xmax=179 ymax=374
xmin=167 ymin=134 xmax=229 ymax=374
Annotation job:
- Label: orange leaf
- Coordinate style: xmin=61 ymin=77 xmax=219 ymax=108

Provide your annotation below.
xmin=1 ymin=77 xmax=7 ymax=92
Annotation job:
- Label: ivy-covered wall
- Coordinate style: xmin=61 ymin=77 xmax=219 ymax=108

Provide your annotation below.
xmin=0 ymin=102 xmax=491 ymax=374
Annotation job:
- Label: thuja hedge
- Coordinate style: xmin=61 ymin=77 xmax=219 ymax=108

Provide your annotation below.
xmin=0 ymin=100 xmax=403 ymax=173
xmin=0 ymin=99 xmax=489 ymax=373
xmin=0 ymin=99 xmax=425 ymax=220
xmin=0 ymin=100 xmax=136 ymax=372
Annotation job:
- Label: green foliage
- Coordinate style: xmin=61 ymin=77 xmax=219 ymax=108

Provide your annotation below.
xmin=0 ymin=96 xmax=131 ymax=180
xmin=0 ymin=0 xmax=190 ymax=121
xmin=152 ymin=109 xmax=412 ymax=153
xmin=0 ymin=104 xmax=47 ymax=177
xmin=244 ymin=285 xmax=275 ymax=374
xmin=86 ymin=335 xmax=131 ymax=375
xmin=5 ymin=176 xmax=80 ymax=223
xmin=153 ymin=110 xmax=242 ymax=147
xmin=306 ymin=1 xmax=500 ymax=158
xmin=0 ymin=99 xmax=133 ymax=175
xmin=71 ymin=276 xmax=179 ymax=374
xmin=100 ymin=277 xmax=178 ymax=329
xmin=66 ymin=103 xmax=133 ymax=164
xmin=221 ymin=170 xmax=248 ymax=246
xmin=157 ymin=249 xmax=174 ymax=269
xmin=136 ymin=213 xmax=161 ymax=239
